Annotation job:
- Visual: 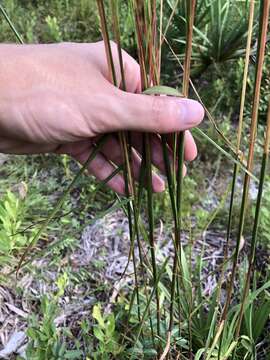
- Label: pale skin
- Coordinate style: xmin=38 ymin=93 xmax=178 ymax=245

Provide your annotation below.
xmin=0 ymin=41 xmax=204 ymax=194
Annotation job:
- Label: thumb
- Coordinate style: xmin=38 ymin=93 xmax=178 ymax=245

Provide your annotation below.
xmin=112 ymin=91 xmax=204 ymax=133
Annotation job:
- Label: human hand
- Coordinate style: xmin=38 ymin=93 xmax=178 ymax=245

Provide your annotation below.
xmin=0 ymin=41 xmax=204 ymax=193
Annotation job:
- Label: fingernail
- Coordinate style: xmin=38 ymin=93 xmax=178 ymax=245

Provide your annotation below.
xmin=180 ymin=99 xmax=204 ymax=128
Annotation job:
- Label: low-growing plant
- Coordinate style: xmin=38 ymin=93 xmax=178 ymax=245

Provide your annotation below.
xmin=44 ymin=15 xmax=62 ymax=42
xmin=92 ymin=304 xmax=123 ymax=359
xmin=26 ymin=272 xmax=83 ymax=360
xmin=0 ymin=188 xmax=29 ymax=267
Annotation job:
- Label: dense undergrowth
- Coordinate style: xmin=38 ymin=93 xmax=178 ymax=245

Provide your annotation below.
xmin=0 ymin=0 xmax=270 ymax=359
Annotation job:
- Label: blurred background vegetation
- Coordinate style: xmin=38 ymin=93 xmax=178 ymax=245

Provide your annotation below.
xmin=0 ymin=0 xmax=270 ymax=359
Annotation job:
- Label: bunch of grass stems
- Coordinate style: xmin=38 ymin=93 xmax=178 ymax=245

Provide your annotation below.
xmin=96 ymin=0 xmax=270 ymax=358
xmin=1 ymin=0 xmax=270 ymax=358
xmin=96 ymin=1 xmax=198 ymax=356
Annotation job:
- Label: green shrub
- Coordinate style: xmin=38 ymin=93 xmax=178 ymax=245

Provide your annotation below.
xmin=26 ymin=272 xmax=83 ymax=360
xmin=0 ymin=188 xmax=29 ymax=267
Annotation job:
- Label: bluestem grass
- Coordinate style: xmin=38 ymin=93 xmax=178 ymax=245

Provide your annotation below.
xmin=133 ymin=0 xmax=162 ymax=341
xmin=96 ymin=0 xmax=144 ymax=335
xmin=220 ymin=0 xmax=270 ymax=327
xmin=166 ymin=1 xmax=196 ymax=356
xmin=217 ymin=0 xmax=256 ymax=356
xmin=232 ymin=96 xmax=270 ymax=357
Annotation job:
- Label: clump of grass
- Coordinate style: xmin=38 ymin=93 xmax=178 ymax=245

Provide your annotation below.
xmin=94 ymin=1 xmax=270 ymax=358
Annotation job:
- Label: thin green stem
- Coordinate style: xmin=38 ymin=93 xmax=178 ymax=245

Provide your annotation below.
xmin=98 ymin=0 xmax=144 ymax=329
xmin=217 ymin=2 xmax=255 ymax=357
xmin=233 ymin=98 xmax=270 ymax=354
xmin=0 ymin=5 xmax=24 ymax=44
xmin=144 ymin=133 xmax=161 ymax=338
xmin=219 ymin=0 xmax=270 ymax=347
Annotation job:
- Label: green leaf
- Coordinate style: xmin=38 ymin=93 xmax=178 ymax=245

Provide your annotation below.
xmin=252 ymin=300 xmax=270 ymax=341
xmin=94 ymin=327 xmax=104 ymax=343
xmin=4 ymin=200 xmax=16 ymax=220
xmin=93 ymin=304 xmax=105 ymax=328
xmin=0 ymin=231 xmax=11 ymax=253
xmin=106 ymin=314 xmax=115 ymax=336
xmin=143 ymin=85 xmax=184 ymax=97
xmin=27 ymin=328 xmax=37 ymax=340
xmin=64 ymin=350 xmax=84 ymax=359
xmin=180 ymin=246 xmax=192 ymax=299
xmin=194 ymin=348 xmax=205 ymax=360
xmin=240 ymin=335 xmax=253 ymax=353
xmin=143 ymin=348 xmax=158 ymax=356
xmin=222 ymin=341 xmax=238 ymax=359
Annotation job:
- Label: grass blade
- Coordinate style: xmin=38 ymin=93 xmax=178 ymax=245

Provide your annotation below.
xmin=0 ymin=4 xmax=24 ymax=44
